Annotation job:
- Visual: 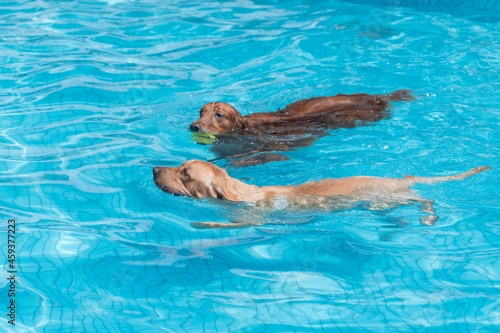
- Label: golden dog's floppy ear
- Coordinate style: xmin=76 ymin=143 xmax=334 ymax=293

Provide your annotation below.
xmin=206 ymin=168 xmax=242 ymax=201
xmin=206 ymin=167 xmax=261 ymax=202
xmin=209 ymin=181 xmax=240 ymax=201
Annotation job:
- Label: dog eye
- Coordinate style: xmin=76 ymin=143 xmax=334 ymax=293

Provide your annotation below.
xmin=215 ymin=113 xmax=224 ymax=118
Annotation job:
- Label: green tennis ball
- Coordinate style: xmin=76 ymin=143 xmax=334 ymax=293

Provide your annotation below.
xmin=191 ymin=132 xmax=217 ymax=145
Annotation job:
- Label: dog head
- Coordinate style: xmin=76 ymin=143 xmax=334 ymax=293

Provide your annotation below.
xmin=153 ymin=160 xmax=247 ymax=201
xmin=189 ymin=102 xmax=247 ymax=133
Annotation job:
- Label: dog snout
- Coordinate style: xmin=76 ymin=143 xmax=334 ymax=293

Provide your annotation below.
xmin=189 ymin=123 xmax=202 ymax=132
xmin=153 ymin=166 xmax=162 ymax=176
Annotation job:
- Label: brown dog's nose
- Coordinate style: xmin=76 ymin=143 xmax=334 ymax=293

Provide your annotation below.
xmin=153 ymin=167 xmax=162 ymax=176
xmin=189 ymin=123 xmax=201 ymax=132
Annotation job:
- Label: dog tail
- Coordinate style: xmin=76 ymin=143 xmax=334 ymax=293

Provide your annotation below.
xmin=379 ymin=89 xmax=414 ymax=102
xmin=404 ymin=166 xmax=492 ymax=185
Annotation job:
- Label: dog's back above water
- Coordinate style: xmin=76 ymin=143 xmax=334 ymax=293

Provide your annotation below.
xmin=153 ymin=160 xmax=492 ymax=229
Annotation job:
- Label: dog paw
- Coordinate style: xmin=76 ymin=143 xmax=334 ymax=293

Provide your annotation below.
xmin=191 ymin=222 xmax=212 ymax=229
xmin=191 ymin=221 xmax=244 ymax=229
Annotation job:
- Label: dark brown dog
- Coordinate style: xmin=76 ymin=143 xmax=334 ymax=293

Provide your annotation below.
xmin=189 ymin=90 xmax=413 ymax=167
xmin=153 ymin=160 xmax=491 ymax=229
xmin=190 ymin=90 xmax=413 ymax=136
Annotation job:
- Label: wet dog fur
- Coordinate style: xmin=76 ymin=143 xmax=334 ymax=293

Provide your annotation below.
xmin=153 ymin=160 xmax=491 ymax=229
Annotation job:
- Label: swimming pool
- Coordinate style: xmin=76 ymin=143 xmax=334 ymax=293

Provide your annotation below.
xmin=1 ymin=0 xmax=499 ymax=331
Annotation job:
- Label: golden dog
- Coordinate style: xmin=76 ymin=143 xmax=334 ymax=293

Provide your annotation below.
xmin=153 ymin=160 xmax=491 ymax=229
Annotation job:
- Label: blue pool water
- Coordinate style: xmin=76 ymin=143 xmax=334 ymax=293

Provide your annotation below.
xmin=1 ymin=0 xmax=500 ymax=331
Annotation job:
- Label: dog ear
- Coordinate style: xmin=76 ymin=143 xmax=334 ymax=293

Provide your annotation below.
xmin=206 ymin=168 xmax=245 ymax=201
xmin=209 ymin=182 xmax=237 ymax=201
xmin=235 ymin=114 xmax=248 ymax=130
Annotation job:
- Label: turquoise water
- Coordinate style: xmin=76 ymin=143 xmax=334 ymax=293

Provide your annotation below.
xmin=1 ymin=0 xmax=500 ymax=331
